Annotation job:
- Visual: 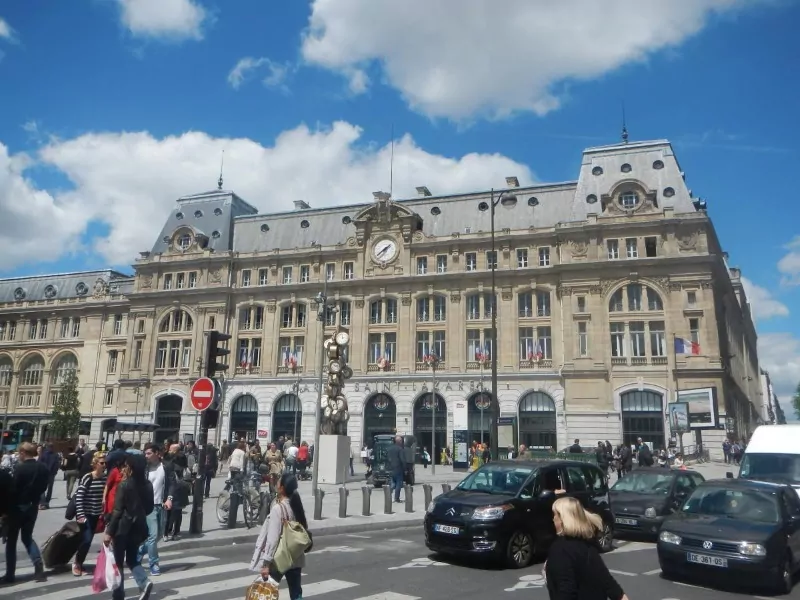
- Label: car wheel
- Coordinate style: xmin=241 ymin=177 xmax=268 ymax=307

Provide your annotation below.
xmin=506 ymin=531 xmax=534 ymax=569
xmin=774 ymin=553 xmax=793 ymax=595
xmin=597 ymin=520 xmax=614 ymax=553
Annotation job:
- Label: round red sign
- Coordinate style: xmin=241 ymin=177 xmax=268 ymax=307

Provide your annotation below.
xmin=190 ymin=377 xmax=215 ymax=411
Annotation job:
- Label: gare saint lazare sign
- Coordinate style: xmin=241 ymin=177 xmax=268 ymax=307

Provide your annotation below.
xmin=282 ymin=379 xmax=494 ymax=396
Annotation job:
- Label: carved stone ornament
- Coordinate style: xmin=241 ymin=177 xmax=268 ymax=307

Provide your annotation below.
xmin=501 ymin=287 xmax=513 ymax=301
xmin=401 ymin=293 xmax=412 ymax=306
xmin=347 ymin=236 xmax=358 ymax=248
xmin=412 ymin=231 xmax=425 ymax=243
xmin=700 ymin=281 xmax=713 ymax=289
xmin=650 ymin=277 xmax=670 ymax=294
xmin=92 ymin=278 xmax=108 ymax=298
xmin=355 ymin=297 xmax=365 ymax=309
xmin=140 ymin=275 xmax=153 ymax=289
xmin=266 ymin=300 xmax=277 ymax=313
xmin=209 ymin=269 xmax=222 ymax=284
xmin=450 ymin=290 xmax=461 ymax=303
xmin=677 ymin=230 xmax=699 ymax=251
xmin=599 ymin=279 xmax=618 ymax=297
xmin=669 ymin=282 xmax=683 ymax=292
xmin=569 ymin=239 xmax=589 ymax=258
xmin=589 ymin=285 xmax=603 ymax=295
xmin=556 ymin=285 xmax=571 ymax=299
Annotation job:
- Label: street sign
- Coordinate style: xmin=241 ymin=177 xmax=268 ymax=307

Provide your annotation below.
xmin=190 ymin=377 xmax=216 ymax=411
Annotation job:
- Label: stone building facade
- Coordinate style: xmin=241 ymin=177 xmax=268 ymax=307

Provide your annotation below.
xmin=0 ymin=140 xmax=762 ymax=460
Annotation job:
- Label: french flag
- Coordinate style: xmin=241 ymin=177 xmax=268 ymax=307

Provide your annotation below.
xmin=674 ymin=337 xmax=700 ymax=355
xmin=239 ymin=347 xmax=248 ymax=368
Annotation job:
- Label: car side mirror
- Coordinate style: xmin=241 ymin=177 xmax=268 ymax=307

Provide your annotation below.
xmin=725 ymin=472 xmax=734 ymax=479
xmin=539 ymin=490 xmax=555 ymax=501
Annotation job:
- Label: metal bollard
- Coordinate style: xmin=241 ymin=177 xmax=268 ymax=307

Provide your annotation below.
xmin=314 ymin=488 xmax=325 ymax=521
xmin=338 ymin=487 xmax=349 ymax=518
xmin=442 ymin=483 xmax=452 ymax=494
xmin=361 ymin=486 xmax=372 ymax=516
xmin=404 ymin=484 xmax=414 ymax=513
xmin=423 ymin=484 xmax=433 ymax=510
xmin=383 ymin=485 xmax=393 ymax=514
xmin=226 ymin=492 xmax=239 ymax=529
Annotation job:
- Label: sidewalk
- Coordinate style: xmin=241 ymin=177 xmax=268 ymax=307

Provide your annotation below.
xmin=2 ymin=462 xmax=467 ymax=559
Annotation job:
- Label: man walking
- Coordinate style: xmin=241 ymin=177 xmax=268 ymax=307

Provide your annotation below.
xmin=139 ymin=444 xmax=174 ymax=576
xmin=387 ymin=436 xmax=406 ymax=503
xmin=2 ymin=443 xmax=49 ymax=584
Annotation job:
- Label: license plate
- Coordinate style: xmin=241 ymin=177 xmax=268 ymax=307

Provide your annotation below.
xmin=687 ymin=553 xmax=728 ymax=567
xmin=434 ymin=524 xmax=460 ymax=535
xmin=615 ymin=517 xmax=638 ymax=526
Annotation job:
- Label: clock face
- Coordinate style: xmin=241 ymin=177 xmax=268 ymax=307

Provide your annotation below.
xmin=335 ymin=331 xmax=350 ymax=346
xmin=372 ymin=238 xmax=398 ymax=263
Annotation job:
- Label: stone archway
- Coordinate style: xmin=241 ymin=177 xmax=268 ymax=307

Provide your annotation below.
xmin=412 ymin=393 xmax=446 ymax=464
xmin=272 ymin=394 xmax=301 ymax=443
xmin=154 ymin=394 xmax=183 ymax=445
xmin=362 ymin=393 xmax=396 ymax=447
xmin=517 ymin=391 xmax=557 ymax=451
xmin=229 ymin=394 xmax=259 ymax=443
xmin=620 ymin=390 xmax=665 ymax=449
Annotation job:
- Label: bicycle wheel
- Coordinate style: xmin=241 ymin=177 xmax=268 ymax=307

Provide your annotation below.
xmin=242 ymin=495 xmax=253 ymax=529
xmin=216 ymin=491 xmax=230 ymax=524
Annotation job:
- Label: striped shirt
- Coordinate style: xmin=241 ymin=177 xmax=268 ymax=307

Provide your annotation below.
xmin=76 ymin=472 xmax=107 ymax=518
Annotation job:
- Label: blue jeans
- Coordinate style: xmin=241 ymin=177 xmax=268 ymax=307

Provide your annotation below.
xmin=113 ymin=534 xmax=150 ymax=600
xmin=391 ymin=472 xmax=404 ymax=501
xmin=274 ymin=567 xmax=302 ymax=600
xmin=75 ymin=514 xmax=100 ymax=567
xmin=4 ymin=504 xmax=41 ymax=579
xmin=138 ymin=506 xmax=163 ymax=566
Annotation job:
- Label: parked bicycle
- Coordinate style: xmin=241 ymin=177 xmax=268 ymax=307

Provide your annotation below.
xmin=216 ymin=468 xmax=272 ymax=528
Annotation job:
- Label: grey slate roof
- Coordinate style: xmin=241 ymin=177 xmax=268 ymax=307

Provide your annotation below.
xmin=150 ymin=189 xmax=258 ymax=255
xmin=0 ymin=270 xmax=132 ymax=303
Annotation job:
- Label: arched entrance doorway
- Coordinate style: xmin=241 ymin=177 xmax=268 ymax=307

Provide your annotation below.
xmin=154 ymin=394 xmax=183 ymax=444
xmin=413 ymin=393 xmax=446 ymax=465
xmin=467 ymin=391 xmax=495 ymax=448
xmin=621 ymin=390 xmax=665 ymax=449
xmin=272 ymin=394 xmax=301 ymax=443
xmin=10 ymin=421 xmax=36 ymax=445
xmin=230 ymin=394 xmax=259 ymax=443
xmin=518 ymin=391 xmax=557 ymax=451
xmin=362 ymin=393 xmax=396 ymax=447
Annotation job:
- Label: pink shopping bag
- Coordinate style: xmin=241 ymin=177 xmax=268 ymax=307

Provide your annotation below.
xmin=92 ymin=545 xmax=108 ymax=593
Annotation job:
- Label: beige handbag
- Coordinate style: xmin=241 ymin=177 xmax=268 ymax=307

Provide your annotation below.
xmin=272 ymin=502 xmax=311 ymax=574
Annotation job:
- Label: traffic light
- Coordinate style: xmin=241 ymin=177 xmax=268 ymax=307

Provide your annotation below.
xmin=321 ymin=330 xmax=353 ymax=435
xmin=205 ymin=330 xmax=231 ymax=377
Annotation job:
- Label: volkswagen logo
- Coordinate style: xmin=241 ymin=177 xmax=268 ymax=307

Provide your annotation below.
xmin=702 ymin=541 xmax=713 ymax=550
xmin=445 ymin=507 xmax=456 ymax=516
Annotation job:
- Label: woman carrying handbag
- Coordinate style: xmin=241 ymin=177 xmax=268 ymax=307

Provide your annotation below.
xmin=249 ymin=472 xmax=311 ymax=600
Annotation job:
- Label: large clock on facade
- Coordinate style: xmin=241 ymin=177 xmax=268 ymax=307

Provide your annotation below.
xmin=371 ymin=238 xmax=398 ymax=263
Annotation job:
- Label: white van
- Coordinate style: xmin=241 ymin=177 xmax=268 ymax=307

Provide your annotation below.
xmin=733 ymin=424 xmax=800 ymax=496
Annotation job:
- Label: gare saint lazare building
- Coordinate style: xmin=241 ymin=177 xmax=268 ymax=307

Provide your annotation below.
xmin=0 ymin=139 xmax=763 ymax=460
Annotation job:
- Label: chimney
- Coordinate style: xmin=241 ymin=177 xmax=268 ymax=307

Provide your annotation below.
xmin=293 ymin=200 xmax=310 ymax=210
xmin=505 ymin=176 xmax=520 ymax=188
xmin=416 ymin=186 xmax=432 ymax=197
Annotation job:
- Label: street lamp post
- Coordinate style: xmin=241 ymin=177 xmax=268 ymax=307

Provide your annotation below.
xmin=311 ymin=277 xmax=331 ymax=497
xmin=478 ymin=188 xmax=520 ymax=458
xmin=1 ymin=373 xmax=12 ymax=450
xmin=424 ymin=354 xmax=440 ymax=475
xmin=292 ymin=370 xmax=301 ymax=441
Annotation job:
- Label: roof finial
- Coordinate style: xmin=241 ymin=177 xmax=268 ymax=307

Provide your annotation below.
xmin=217 ymin=150 xmax=225 ymax=190
xmin=621 ymin=102 xmax=629 ymax=144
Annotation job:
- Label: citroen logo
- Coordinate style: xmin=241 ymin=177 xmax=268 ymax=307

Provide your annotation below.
xmin=702 ymin=541 xmax=713 ymax=550
xmin=445 ymin=507 xmax=456 ymax=516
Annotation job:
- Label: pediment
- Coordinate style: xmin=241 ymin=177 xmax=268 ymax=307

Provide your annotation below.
xmin=354 ymin=197 xmax=418 ymax=224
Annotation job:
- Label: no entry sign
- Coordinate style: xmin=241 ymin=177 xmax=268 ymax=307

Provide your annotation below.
xmin=190 ymin=377 xmax=216 ymax=411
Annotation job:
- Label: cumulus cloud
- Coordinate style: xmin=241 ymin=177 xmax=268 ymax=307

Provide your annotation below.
xmin=759 ymin=332 xmax=800 ymax=412
xmin=228 ymin=57 xmax=291 ymax=91
xmin=0 ymin=16 xmax=15 ymax=41
xmin=117 ymin=0 xmax=207 ymax=41
xmin=778 ymin=236 xmax=800 ymax=286
xmin=301 ymin=0 xmax=763 ymax=120
xmin=741 ymin=276 xmax=789 ymax=320
xmin=0 ymin=122 xmax=532 ymax=270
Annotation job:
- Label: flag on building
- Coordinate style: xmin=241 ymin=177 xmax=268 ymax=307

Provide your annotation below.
xmin=533 ymin=341 xmax=543 ymax=361
xmin=674 ymin=337 xmax=700 ymax=355
xmin=239 ymin=346 xmax=248 ymax=368
xmin=384 ymin=344 xmax=392 ymax=364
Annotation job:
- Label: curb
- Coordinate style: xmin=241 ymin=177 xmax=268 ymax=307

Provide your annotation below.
xmin=165 ymin=518 xmax=425 ymax=552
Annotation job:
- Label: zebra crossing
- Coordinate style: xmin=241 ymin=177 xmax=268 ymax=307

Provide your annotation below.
xmin=2 ymin=548 xmax=424 ymax=600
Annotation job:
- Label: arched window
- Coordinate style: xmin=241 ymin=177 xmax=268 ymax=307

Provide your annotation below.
xmin=21 ymin=356 xmax=44 ymax=387
xmin=155 ymin=310 xmax=194 ymax=373
xmin=620 ymin=390 xmax=664 ymax=448
xmin=608 ymin=284 xmax=667 ymax=364
xmin=158 ymin=310 xmax=194 ymax=333
xmin=52 ymin=354 xmax=78 ymax=385
xmin=230 ymin=394 xmax=259 ymax=442
xmin=362 ymin=393 xmax=396 ymax=446
xmin=272 ymin=393 xmax=302 ymax=441
xmin=0 ymin=356 xmax=12 ymax=410
xmin=518 ymin=391 xmax=557 ymax=450
xmin=416 ymin=294 xmax=447 ymax=322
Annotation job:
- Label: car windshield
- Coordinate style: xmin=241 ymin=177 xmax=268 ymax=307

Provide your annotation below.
xmin=456 ymin=464 xmax=534 ymax=495
xmin=682 ymin=487 xmax=780 ymax=524
xmin=611 ymin=472 xmax=673 ymax=495
xmin=740 ymin=453 xmax=800 ymax=486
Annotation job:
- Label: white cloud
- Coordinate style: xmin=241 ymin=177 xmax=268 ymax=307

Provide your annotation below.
xmin=117 ymin=0 xmax=207 ymax=41
xmin=741 ymin=276 xmax=789 ymax=320
xmin=778 ymin=236 xmax=800 ymax=286
xmin=301 ymin=0 xmax=763 ymax=120
xmin=0 ymin=122 xmax=532 ymax=270
xmin=759 ymin=332 xmax=800 ymax=416
xmin=228 ymin=57 xmax=290 ymax=91
xmin=0 ymin=17 xmax=15 ymax=41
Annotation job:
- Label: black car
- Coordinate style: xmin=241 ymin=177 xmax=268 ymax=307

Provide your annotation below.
xmin=610 ymin=467 xmax=704 ymax=537
xmin=424 ymin=460 xmax=615 ymax=568
xmin=657 ymin=478 xmax=800 ymax=594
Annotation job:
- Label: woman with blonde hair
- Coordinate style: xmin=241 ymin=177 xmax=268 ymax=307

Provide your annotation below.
xmin=545 ymin=496 xmax=629 ymax=600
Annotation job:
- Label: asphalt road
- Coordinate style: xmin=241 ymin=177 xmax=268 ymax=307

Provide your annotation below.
xmin=4 ymin=526 xmax=798 ymax=600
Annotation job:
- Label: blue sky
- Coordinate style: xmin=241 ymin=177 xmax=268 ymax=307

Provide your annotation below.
xmin=0 ymin=0 xmax=798 ymax=413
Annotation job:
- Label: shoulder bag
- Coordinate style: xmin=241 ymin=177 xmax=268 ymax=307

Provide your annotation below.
xmin=272 ymin=501 xmax=311 ymax=574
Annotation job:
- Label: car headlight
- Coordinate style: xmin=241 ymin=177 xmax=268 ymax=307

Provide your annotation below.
xmin=472 ymin=504 xmax=512 ymax=521
xmin=644 ymin=507 xmax=657 ymax=519
xmin=738 ymin=542 xmax=766 ymax=557
xmin=659 ymin=531 xmax=682 ymax=545
xmin=426 ymin=499 xmax=437 ymax=514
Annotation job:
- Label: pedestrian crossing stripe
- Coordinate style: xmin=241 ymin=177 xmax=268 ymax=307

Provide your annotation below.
xmin=7 ymin=554 xmax=220 ymax=595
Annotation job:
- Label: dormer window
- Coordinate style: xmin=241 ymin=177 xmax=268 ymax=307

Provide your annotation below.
xmin=620 ymin=191 xmax=639 ymax=210
xmin=177 ymin=233 xmax=192 ymax=251
xmin=620 ymin=163 xmax=632 ymax=173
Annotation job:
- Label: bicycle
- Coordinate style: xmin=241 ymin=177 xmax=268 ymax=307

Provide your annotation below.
xmin=216 ymin=472 xmax=270 ymax=528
